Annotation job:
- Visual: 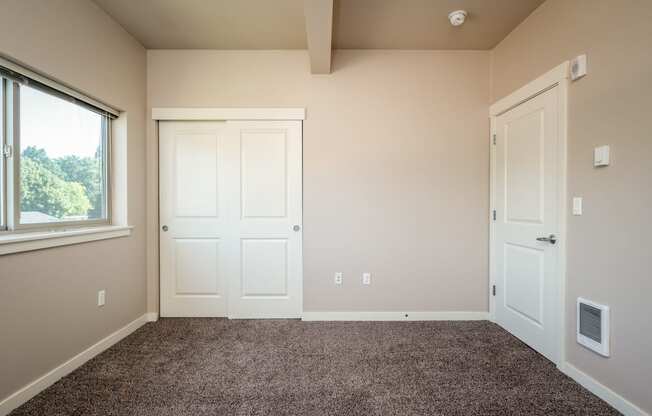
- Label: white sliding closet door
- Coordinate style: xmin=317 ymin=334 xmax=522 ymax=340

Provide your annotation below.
xmin=159 ymin=122 xmax=229 ymax=317
xmin=224 ymin=121 xmax=303 ymax=318
xmin=159 ymin=120 xmax=302 ymax=318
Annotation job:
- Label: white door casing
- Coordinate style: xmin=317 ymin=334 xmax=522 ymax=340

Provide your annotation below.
xmin=159 ymin=120 xmax=303 ymax=318
xmin=492 ymin=85 xmax=564 ymax=364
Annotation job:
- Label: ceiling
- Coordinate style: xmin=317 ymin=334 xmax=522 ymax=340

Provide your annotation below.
xmin=92 ymin=0 xmax=308 ymax=49
xmin=333 ymin=0 xmax=545 ymax=49
xmin=92 ymin=0 xmax=545 ymax=50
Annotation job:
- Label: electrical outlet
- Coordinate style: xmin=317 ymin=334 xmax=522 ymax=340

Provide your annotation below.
xmin=334 ymin=272 xmax=343 ymax=286
xmin=97 ymin=290 xmax=106 ymax=307
xmin=362 ymin=272 xmax=371 ymax=285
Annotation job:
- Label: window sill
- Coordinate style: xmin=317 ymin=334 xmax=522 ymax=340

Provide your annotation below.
xmin=0 ymin=225 xmax=133 ymax=255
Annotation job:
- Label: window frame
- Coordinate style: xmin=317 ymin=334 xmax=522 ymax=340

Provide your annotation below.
xmin=0 ymin=73 xmax=113 ymax=234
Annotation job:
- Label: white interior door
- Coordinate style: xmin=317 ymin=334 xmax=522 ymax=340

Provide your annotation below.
xmin=159 ymin=120 xmax=302 ymax=318
xmin=225 ymin=121 xmax=303 ymax=318
xmin=159 ymin=121 xmax=228 ymax=317
xmin=494 ymin=87 xmax=561 ymax=363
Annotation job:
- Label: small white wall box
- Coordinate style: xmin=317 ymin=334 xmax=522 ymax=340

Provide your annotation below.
xmin=594 ymin=145 xmax=610 ymax=167
xmin=577 ymin=297 xmax=610 ymax=357
xmin=570 ymin=54 xmax=587 ymax=81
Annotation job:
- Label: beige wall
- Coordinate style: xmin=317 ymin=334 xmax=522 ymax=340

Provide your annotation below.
xmin=147 ymin=50 xmax=490 ymax=313
xmin=0 ymin=0 xmax=147 ymax=402
xmin=491 ymin=0 xmax=652 ymax=413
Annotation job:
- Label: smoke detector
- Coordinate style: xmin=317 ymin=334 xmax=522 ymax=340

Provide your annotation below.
xmin=448 ymin=10 xmax=468 ymax=26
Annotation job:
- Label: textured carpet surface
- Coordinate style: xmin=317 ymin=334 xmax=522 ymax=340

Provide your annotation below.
xmin=11 ymin=319 xmax=619 ymax=416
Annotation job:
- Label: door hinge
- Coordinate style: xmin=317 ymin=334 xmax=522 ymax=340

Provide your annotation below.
xmin=492 ymin=285 xmax=496 ymax=296
xmin=2 ymin=144 xmax=12 ymax=158
xmin=492 ymin=134 xmax=496 ymax=145
xmin=492 ymin=210 xmax=496 ymax=221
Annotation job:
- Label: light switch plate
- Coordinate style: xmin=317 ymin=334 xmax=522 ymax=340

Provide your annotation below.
xmin=97 ymin=290 xmax=106 ymax=307
xmin=573 ymin=197 xmax=583 ymax=216
xmin=594 ymin=145 xmax=610 ymax=167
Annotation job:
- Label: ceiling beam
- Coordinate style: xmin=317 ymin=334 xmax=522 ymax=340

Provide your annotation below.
xmin=303 ymin=0 xmax=333 ymax=74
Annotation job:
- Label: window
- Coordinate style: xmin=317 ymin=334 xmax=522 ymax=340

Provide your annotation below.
xmin=1 ymin=62 xmax=116 ymax=232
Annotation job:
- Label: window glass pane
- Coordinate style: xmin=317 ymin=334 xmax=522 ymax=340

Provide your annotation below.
xmin=19 ymin=84 xmax=106 ymax=224
xmin=0 ymin=79 xmax=5 ymax=229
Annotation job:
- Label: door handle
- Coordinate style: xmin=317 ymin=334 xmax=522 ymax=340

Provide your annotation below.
xmin=536 ymin=234 xmax=556 ymax=244
xmin=292 ymin=225 xmax=301 ymax=232
xmin=162 ymin=225 xmax=168 ymax=232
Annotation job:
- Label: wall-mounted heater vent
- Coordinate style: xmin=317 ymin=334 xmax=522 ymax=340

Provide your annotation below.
xmin=577 ymin=298 xmax=610 ymax=357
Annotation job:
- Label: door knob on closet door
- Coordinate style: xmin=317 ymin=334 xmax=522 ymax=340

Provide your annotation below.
xmin=162 ymin=225 xmax=169 ymax=232
xmin=292 ymin=225 xmax=301 ymax=232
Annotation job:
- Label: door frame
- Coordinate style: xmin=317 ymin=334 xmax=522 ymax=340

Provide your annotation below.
xmin=489 ymin=62 xmax=569 ymax=368
xmin=152 ymin=108 xmax=306 ymax=319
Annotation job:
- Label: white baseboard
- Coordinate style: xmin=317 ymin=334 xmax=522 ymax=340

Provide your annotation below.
xmin=0 ymin=313 xmax=152 ymax=416
xmin=301 ymin=311 xmax=489 ymax=321
xmin=145 ymin=312 xmax=159 ymax=322
xmin=562 ymin=362 xmax=649 ymax=416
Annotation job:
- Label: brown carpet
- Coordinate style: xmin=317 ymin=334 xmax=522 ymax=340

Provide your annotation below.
xmin=10 ymin=319 xmax=619 ymax=416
